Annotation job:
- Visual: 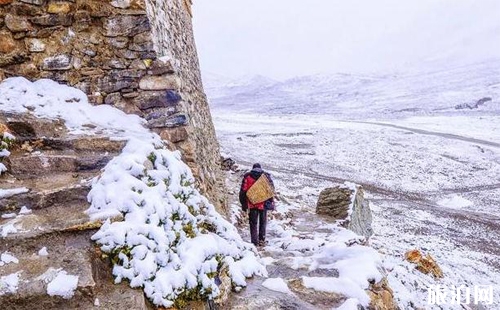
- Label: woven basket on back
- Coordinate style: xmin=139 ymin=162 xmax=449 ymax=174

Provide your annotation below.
xmin=246 ymin=174 xmax=274 ymax=204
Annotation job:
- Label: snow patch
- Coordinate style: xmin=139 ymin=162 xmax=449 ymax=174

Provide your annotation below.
xmin=18 ymin=206 xmax=32 ymax=215
xmin=302 ymin=276 xmax=370 ymax=306
xmin=335 ymin=298 xmax=361 ymax=310
xmin=0 ymin=222 xmax=18 ymax=237
xmin=0 ymin=252 xmax=19 ymax=266
xmin=1 ymin=213 xmax=16 ymax=219
xmin=0 ymin=272 xmax=20 ymax=295
xmin=47 ymin=271 xmax=79 ymax=299
xmin=0 ymin=187 xmax=29 ymax=199
xmin=437 ymin=195 xmax=473 ymax=209
xmin=38 ymin=247 xmax=49 ymax=257
xmin=262 ymin=278 xmax=293 ymax=295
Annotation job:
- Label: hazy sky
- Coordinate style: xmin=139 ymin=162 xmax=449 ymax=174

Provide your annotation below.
xmin=192 ymin=0 xmax=500 ymax=79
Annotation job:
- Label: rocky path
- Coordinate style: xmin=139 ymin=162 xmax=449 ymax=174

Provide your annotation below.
xmin=223 ymin=169 xmax=392 ymax=310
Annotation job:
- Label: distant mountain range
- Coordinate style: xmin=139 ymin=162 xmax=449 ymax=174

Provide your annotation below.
xmin=203 ymin=60 xmax=500 ymax=119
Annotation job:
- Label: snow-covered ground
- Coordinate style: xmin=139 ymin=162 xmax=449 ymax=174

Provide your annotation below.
xmin=206 ymin=61 xmax=500 ymax=309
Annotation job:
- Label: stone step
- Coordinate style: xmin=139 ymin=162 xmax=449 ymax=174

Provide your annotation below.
xmin=5 ymin=151 xmax=117 ymax=176
xmin=0 ymin=202 xmax=101 ymax=249
xmin=0 ymin=210 xmax=144 ymax=309
xmin=0 ymin=172 xmax=94 ymax=211
xmin=0 ymin=232 xmax=97 ymax=309
xmin=0 ymin=113 xmax=68 ymax=140
xmin=15 ymin=136 xmax=126 ymax=154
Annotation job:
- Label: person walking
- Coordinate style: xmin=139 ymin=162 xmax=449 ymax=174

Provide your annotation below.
xmin=239 ymin=163 xmax=275 ymax=247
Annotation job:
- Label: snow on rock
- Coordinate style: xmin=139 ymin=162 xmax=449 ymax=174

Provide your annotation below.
xmin=1 ymin=213 xmax=16 ymax=219
xmin=47 ymin=270 xmax=79 ymax=299
xmin=0 ymin=187 xmax=29 ymax=199
xmin=302 ymin=276 xmax=370 ymax=306
xmin=18 ymin=206 xmax=32 ymax=215
xmin=0 ymin=77 xmax=146 ymax=137
xmin=0 ymin=221 xmax=18 ymax=238
xmin=38 ymin=247 xmax=49 ymax=257
xmin=260 ymin=256 xmax=276 ymax=266
xmin=0 ymin=252 xmax=19 ymax=266
xmin=304 ymin=238 xmax=383 ymax=307
xmin=335 ymin=298 xmax=361 ymax=310
xmin=437 ymin=195 xmax=473 ymax=209
xmin=262 ymin=278 xmax=293 ymax=295
xmin=343 ymin=182 xmax=358 ymax=219
xmin=0 ymin=272 xmax=20 ymax=295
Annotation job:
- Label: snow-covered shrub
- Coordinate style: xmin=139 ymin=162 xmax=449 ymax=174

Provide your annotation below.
xmin=87 ymin=136 xmax=266 ymax=308
xmin=0 ymin=131 xmax=15 ymax=174
xmin=0 ymin=76 xmax=265 ymax=307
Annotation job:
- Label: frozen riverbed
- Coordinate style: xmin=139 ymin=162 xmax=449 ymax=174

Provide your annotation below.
xmin=214 ymin=111 xmax=500 ymax=309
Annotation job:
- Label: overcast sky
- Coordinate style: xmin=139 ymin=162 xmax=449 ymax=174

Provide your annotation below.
xmin=192 ymin=0 xmax=500 ymax=79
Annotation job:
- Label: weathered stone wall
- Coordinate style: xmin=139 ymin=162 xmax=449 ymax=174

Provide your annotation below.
xmin=0 ymin=0 xmax=226 ymax=211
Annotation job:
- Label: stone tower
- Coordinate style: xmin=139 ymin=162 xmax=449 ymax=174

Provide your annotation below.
xmin=0 ymin=0 xmax=226 ymax=211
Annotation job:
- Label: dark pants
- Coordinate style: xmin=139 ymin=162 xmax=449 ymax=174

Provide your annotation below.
xmin=249 ymin=208 xmax=267 ymax=246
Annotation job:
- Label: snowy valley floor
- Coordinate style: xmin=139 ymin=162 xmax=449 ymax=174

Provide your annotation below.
xmin=215 ymin=112 xmax=500 ymax=310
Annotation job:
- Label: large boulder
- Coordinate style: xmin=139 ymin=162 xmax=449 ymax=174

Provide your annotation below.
xmin=316 ymin=183 xmax=373 ymax=238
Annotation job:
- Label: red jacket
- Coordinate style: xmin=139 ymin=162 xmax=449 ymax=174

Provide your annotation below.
xmin=239 ymin=168 xmax=274 ymax=210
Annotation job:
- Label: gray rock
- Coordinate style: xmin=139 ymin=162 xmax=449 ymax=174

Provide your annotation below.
xmin=19 ymin=0 xmax=46 ymax=5
xmin=107 ymin=58 xmax=128 ymax=69
xmin=455 ymin=97 xmax=492 ymax=110
xmin=316 ymin=184 xmax=373 ymax=238
xmin=106 ymin=36 xmax=129 ymax=49
xmin=147 ymin=113 xmax=188 ymax=128
xmin=135 ymin=90 xmax=181 ymax=110
xmin=42 ymin=54 xmax=72 ymax=71
xmin=25 ymin=38 xmax=45 ymax=52
xmin=103 ymin=15 xmax=150 ymax=37
xmin=30 ymin=14 xmax=73 ymax=26
xmin=110 ymin=0 xmax=131 ymax=9
xmin=5 ymin=14 xmax=33 ymax=32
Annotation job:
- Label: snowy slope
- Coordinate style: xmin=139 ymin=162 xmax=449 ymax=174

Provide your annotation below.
xmin=205 ymin=60 xmax=500 ymax=118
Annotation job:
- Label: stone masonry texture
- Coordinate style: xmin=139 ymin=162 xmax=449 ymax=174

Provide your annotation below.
xmin=0 ymin=0 xmax=227 ymax=212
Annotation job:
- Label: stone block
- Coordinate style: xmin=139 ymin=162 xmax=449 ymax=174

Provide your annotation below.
xmin=147 ymin=113 xmax=188 ymax=128
xmin=47 ymin=2 xmax=72 ymax=14
xmin=316 ymin=184 xmax=373 ymax=238
xmin=31 ymin=14 xmax=73 ymax=26
xmin=139 ymin=75 xmax=180 ymax=90
xmin=19 ymin=0 xmax=46 ymax=5
xmin=135 ymin=90 xmax=181 ymax=110
xmin=103 ymin=15 xmax=150 ymax=37
xmin=106 ymin=37 xmax=129 ymax=49
xmin=0 ymin=31 xmax=17 ymax=53
xmin=25 ymin=38 xmax=46 ymax=52
xmin=160 ymin=127 xmax=188 ymax=143
xmin=42 ymin=54 xmax=72 ymax=71
xmin=5 ymin=14 xmax=33 ymax=32
xmin=110 ymin=0 xmax=131 ymax=9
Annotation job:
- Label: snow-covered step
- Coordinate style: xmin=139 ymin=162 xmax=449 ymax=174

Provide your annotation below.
xmin=0 ymin=233 xmax=96 ymax=309
xmin=0 ymin=203 xmax=104 ymax=249
xmin=0 ymin=172 xmax=93 ymax=211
